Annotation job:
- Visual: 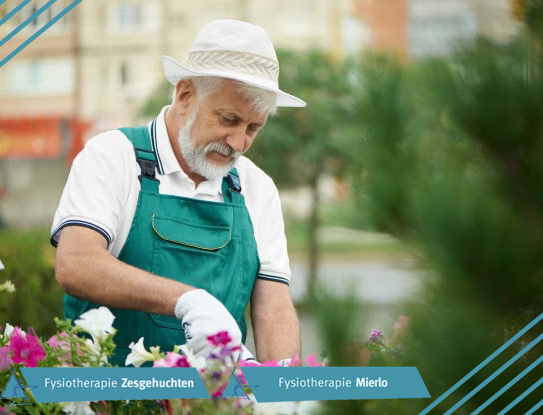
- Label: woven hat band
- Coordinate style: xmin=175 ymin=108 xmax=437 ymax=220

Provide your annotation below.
xmin=187 ymin=50 xmax=280 ymax=83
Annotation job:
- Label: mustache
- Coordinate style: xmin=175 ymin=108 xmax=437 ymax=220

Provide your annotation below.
xmin=203 ymin=142 xmax=241 ymax=159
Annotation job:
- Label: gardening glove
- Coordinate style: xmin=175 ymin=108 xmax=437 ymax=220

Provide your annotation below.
xmin=278 ymin=358 xmax=292 ymax=367
xmin=174 ymin=289 xmax=242 ymax=359
xmin=240 ymin=345 xmax=259 ymax=364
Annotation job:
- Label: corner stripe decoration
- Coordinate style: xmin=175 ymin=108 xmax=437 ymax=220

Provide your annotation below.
xmin=418 ymin=312 xmax=543 ymax=415
xmin=0 ymin=0 xmax=31 ymax=28
xmin=0 ymin=0 xmax=83 ymax=68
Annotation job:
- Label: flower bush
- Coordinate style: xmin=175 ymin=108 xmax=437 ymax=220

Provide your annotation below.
xmin=0 ymin=307 xmax=324 ymax=415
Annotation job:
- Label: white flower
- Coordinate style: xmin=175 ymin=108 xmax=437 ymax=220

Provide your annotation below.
xmin=3 ymin=323 xmax=24 ymax=338
xmin=62 ymin=401 xmax=95 ymax=415
xmin=178 ymin=344 xmax=207 ymax=369
xmin=0 ymin=259 xmax=4 ymax=271
xmin=0 ymin=280 xmax=15 ymax=293
xmin=75 ymin=307 xmax=115 ymax=342
xmin=125 ymin=337 xmax=156 ymax=367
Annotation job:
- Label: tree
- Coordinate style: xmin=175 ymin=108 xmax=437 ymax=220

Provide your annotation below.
xmin=333 ymin=23 xmax=543 ymax=414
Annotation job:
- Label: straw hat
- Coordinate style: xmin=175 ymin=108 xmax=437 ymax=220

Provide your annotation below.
xmin=161 ymin=19 xmax=306 ymax=108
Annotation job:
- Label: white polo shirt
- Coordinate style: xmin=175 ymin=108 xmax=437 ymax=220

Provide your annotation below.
xmin=51 ymin=106 xmax=291 ymax=285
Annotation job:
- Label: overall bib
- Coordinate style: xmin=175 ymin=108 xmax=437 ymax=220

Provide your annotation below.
xmin=63 ymin=126 xmax=260 ymax=366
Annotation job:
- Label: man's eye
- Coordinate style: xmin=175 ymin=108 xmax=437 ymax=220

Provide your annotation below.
xmin=221 ymin=116 xmax=236 ymax=125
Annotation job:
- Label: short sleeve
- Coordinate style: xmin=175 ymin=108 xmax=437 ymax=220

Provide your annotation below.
xmin=51 ymin=131 xmax=133 ymax=249
xmin=254 ymin=181 xmax=292 ymax=286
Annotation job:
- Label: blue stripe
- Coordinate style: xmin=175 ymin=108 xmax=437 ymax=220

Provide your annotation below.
xmin=418 ymin=312 xmax=543 ymax=415
xmin=498 ymin=375 xmax=543 ymax=414
xmin=257 ymin=274 xmax=290 ymax=286
xmin=524 ymin=395 xmax=543 ymax=415
xmin=51 ymin=220 xmax=112 ymax=247
xmin=0 ymin=0 xmax=31 ymax=28
xmin=0 ymin=0 xmax=83 ymax=68
xmin=0 ymin=0 xmax=56 ymax=49
xmin=0 ymin=1 xmax=8 ymax=8
xmin=473 ymin=354 xmax=543 ymax=414
xmin=443 ymin=332 xmax=543 ymax=415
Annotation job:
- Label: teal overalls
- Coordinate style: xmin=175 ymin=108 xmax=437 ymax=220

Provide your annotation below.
xmin=64 ymin=125 xmax=260 ymax=365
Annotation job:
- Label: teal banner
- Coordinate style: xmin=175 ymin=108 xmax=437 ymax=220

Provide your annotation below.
xmin=20 ymin=368 xmax=209 ymax=402
xmin=241 ymin=367 xmax=430 ymax=402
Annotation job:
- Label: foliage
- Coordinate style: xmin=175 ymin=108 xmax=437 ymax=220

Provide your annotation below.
xmin=139 ymin=80 xmax=172 ymax=119
xmin=246 ymin=49 xmax=353 ymax=187
xmin=335 ymin=28 xmax=543 ymax=414
xmin=0 ymin=230 xmax=63 ymax=338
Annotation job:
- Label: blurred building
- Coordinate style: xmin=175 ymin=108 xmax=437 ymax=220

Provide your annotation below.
xmin=0 ymin=0 xmax=520 ymax=228
xmin=352 ymin=0 xmax=519 ymax=57
xmin=0 ymin=0 xmax=357 ymax=227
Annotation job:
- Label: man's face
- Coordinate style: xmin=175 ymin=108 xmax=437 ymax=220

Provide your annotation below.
xmin=178 ymin=80 xmax=268 ymax=181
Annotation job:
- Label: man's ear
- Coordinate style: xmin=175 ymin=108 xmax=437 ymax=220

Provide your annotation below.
xmin=173 ymin=79 xmax=197 ymax=111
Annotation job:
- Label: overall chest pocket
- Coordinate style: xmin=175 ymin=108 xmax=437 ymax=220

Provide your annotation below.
xmin=149 ymin=214 xmax=232 ymax=330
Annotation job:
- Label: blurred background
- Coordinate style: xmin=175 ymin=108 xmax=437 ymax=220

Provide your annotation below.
xmin=2 ymin=1 xmax=543 ymax=414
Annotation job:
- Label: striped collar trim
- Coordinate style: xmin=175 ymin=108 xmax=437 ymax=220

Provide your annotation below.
xmin=147 ymin=106 xmax=182 ymax=176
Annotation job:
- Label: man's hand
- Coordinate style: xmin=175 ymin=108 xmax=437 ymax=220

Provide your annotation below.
xmin=174 ymin=289 xmax=242 ymax=358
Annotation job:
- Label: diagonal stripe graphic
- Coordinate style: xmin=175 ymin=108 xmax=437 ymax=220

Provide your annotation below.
xmin=0 ymin=0 xmax=31 ymax=27
xmin=524 ymin=395 xmax=543 ymax=415
xmin=0 ymin=1 xmax=7 ymax=7
xmin=443 ymin=332 xmax=543 ymax=414
xmin=0 ymin=0 xmax=82 ymax=68
xmin=0 ymin=0 xmax=57 ymax=49
xmin=498 ymin=376 xmax=543 ymax=415
xmin=472 ymin=355 xmax=543 ymax=414
xmin=418 ymin=312 xmax=543 ymax=415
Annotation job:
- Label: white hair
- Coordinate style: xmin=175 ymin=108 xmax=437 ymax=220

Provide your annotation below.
xmin=171 ymin=76 xmax=277 ymax=115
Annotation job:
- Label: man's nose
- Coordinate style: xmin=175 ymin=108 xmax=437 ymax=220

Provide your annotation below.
xmin=225 ymin=127 xmax=247 ymax=153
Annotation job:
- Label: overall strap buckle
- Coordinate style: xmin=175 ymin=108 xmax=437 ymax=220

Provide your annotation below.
xmin=134 ymin=147 xmax=159 ymax=182
xmin=226 ymin=172 xmax=242 ymax=193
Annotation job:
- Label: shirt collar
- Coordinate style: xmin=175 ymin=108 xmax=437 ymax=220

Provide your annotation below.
xmin=149 ymin=106 xmax=224 ymax=195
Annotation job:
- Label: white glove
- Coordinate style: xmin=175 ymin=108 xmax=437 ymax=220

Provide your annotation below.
xmin=174 ymin=289 xmax=242 ymax=358
xmin=240 ymin=345 xmax=259 ymax=363
xmin=278 ymin=358 xmax=292 ymax=367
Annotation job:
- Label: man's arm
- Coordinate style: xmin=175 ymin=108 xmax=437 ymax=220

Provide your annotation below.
xmin=55 ymin=225 xmax=193 ymax=315
xmin=250 ymin=279 xmax=300 ymax=362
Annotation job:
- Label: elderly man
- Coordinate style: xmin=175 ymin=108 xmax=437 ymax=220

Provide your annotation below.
xmin=51 ymin=20 xmax=305 ymax=366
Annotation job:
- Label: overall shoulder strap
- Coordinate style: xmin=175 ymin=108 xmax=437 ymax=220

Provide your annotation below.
xmin=119 ymin=126 xmax=159 ymax=191
xmin=222 ymin=168 xmax=245 ymax=204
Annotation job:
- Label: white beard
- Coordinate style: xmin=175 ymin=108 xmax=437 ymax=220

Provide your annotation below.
xmin=177 ymin=107 xmax=242 ymax=181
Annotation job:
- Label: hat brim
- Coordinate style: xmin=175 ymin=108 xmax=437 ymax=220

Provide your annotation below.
xmin=161 ymin=55 xmax=306 ymax=108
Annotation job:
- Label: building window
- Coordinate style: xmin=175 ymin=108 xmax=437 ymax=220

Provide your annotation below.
xmin=111 ymin=2 xmax=143 ymax=32
xmin=6 ymin=58 xmax=75 ymax=95
xmin=19 ymin=0 xmax=71 ymax=32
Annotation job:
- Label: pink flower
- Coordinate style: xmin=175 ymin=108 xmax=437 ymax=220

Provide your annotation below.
xmin=239 ymin=360 xmax=260 ymax=367
xmin=290 ymin=353 xmax=303 ymax=367
xmin=47 ymin=332 xmax=83 ymax=365
xmin=207 ymin=331 xmax=232 ymax=347
xmin=153 ymin=352 xmax=190 ymax=368
xmin=0 ymin=346 xmax=13 ymax=370
xmin=304 ymin=353 xmax=323 ymax=367
xmin=366 ymin=329 xmax=385 ymax=344
xmin=9 ymin=330 xmax=46 ymax=367
xmin=212 ymin=382 xmax=227 ymax=398
xmin=260 ymin=360 xmax=280 ymax=367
